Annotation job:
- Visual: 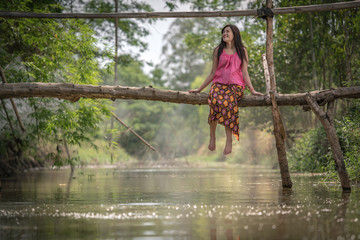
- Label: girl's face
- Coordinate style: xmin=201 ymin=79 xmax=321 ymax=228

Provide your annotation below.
xmin=222 ymin=26 xmax=234 ymax=43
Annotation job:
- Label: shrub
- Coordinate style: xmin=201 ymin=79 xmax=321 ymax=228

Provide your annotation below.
xmin=289 ymin=100 xmax=360 ymax=183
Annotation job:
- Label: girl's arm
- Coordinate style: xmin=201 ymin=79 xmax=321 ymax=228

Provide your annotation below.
xmin=242 ymin=48 xmax=263 ymax=96
xmin=188 ymin=48 xmax=219 ymax=93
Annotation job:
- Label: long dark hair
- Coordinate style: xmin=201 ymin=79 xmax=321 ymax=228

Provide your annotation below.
xmin=216 ymin=24 xmax=246 ymax=64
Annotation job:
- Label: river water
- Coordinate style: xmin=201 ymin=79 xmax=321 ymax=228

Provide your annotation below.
xmin=0 ymin=166 xmax=359 ymax=240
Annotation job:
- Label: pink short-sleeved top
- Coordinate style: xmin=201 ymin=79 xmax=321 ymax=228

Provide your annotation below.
xmin=212 ymin=49 xmax=245 ymax=87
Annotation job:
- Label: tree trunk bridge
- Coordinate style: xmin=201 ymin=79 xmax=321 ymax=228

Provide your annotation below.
xmin=1 ymin=83 xmax=360 ymax=107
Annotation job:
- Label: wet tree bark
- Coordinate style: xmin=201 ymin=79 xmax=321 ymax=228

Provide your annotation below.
xmin=304 ymin=93 xmax=351 ymax=192
xmin=266 ymin=0 xmax=292 ymax=188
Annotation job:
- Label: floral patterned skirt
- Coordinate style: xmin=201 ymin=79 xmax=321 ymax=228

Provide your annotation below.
xmin=208 ymin=83 xmax=244 ymax=141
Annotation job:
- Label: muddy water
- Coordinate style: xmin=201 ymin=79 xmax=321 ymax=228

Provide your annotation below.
xmin=0 ymin=167 xmax=359 ymax=240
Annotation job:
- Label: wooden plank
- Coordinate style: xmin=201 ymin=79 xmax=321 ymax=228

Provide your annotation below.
xmin=0 ymin=1 xmax=359 ymax=19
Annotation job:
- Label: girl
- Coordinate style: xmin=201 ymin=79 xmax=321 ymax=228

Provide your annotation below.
xmin=188 ymin=24 xmax=262 ymax=155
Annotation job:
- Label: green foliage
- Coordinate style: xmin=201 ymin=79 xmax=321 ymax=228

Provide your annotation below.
xmin=273 ymin=0 xmax=360 ymax=91
xmin=83 ymin=0 xmax=155 ymax=64
xmin=288 ymin=127 xmax=331 ymax=173
xmin=42 ymin=99 xmax=110 ymax=146
xmin=0 ymin=0 xmax=112 ymax=167
xmin=289 ymin=100 xmax=360 ymax=183
xmin=335 ymin=101 xmax=360 ymax=183
xmin=161 ymin=18 xmax=210 ymax=90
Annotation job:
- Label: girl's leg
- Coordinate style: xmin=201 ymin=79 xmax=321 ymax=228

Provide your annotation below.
xmin=223 ymin=126 xmax=233 ymax=155
xmin=209 ymin=121 xmax=217 ymax=151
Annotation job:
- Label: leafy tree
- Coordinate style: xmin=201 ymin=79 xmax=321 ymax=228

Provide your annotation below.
xmin=81 ymin=0 xmax=155 ymax=72
xmin=161 ymin=18 xmax=209 ymax=90
xmin=268 ymin=0 xmax=360 ymax=92
xmin=0 ymin=0 xmax=111 ymax=170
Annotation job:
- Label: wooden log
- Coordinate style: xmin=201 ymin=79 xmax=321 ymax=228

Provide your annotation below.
xmin=1 ymin=83 xmax=360 ymax=106
xmin=0 ymin=1 xmax=359 ymax=19
xmin=304 ymin=93 xmax=351 ymax=192
xmin=266 ymin=0 xmax=292 ymax=189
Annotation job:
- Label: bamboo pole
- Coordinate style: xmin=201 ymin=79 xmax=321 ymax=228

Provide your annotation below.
xmin=0 ymin=67 xmax=25 ymax=132
xmin=111 ymin=112 xmax=156 ymax=152
xmin=262 ymin=54 xmax=271 ymax=99
xmin=266 ymin=0 xmax=292 ymax=189
xmin=0 ymin=1 xmax=359 ymax=19
xmin=108 ymin=0 xmax=119 ymax=149
xmin=1 ymin=83 xmax=360 ymax=106
xmin=304 ymin=94 xmax=351 ymax=192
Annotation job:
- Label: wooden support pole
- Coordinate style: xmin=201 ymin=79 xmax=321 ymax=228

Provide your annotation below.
xmin=266 ymin=0 xmax=292 ymax=188
xmin=108 ymin=0 xmax=119 ymax=149
xmin=304 ymin=94 xmax=351 ymax=192
xmin=111 ymin=112 xmax=156 ymax=152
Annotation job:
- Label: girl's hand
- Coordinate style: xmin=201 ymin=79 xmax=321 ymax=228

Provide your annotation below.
xmin=188 ymin=89 xmax=201 ymax=93
xmin=251 ymin=89 xmax=263 ymax=96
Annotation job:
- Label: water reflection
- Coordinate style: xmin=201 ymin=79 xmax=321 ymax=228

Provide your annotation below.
xmin=0 ymin=167 xmax=359 ymax=239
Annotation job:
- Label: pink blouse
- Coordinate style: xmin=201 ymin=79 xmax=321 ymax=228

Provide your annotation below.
xmin=212 ymin=50 xmax=245 ymax=87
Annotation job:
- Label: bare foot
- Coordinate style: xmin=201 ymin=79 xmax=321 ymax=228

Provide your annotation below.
xmin=208 ymin=136 xmax=216 ymax=151
xmin=223 ymin=141 xmax=232 ymax=155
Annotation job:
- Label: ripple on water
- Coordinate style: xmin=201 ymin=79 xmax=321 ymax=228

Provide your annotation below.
xmin=1 ymin=168 xmax=360 ymax=239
